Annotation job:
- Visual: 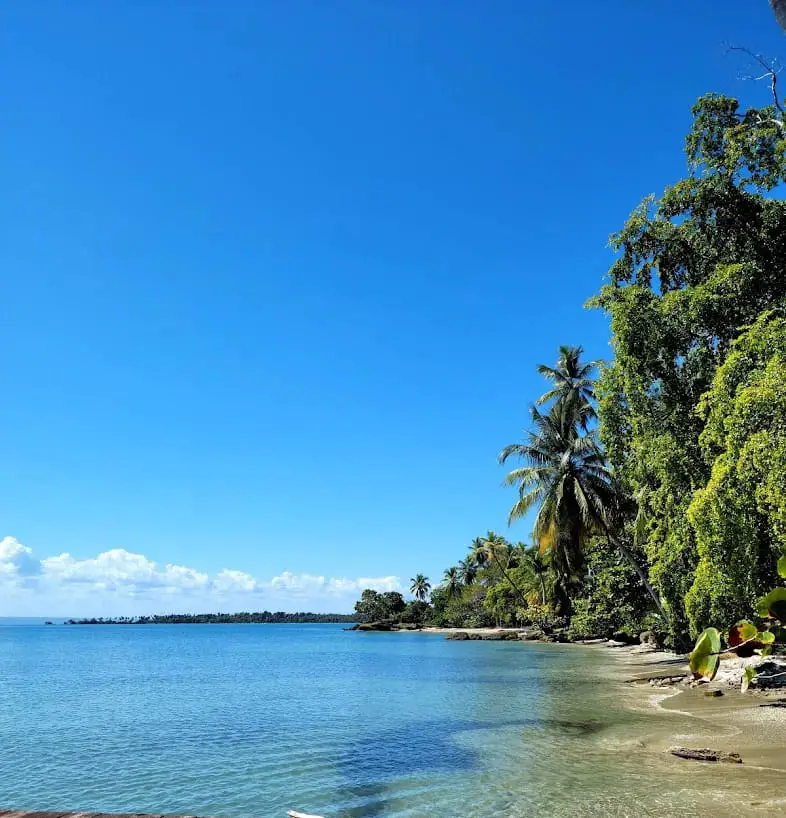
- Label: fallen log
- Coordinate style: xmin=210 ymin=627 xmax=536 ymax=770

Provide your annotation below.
xmin=669 ymin=747 xmax=742 ymax=763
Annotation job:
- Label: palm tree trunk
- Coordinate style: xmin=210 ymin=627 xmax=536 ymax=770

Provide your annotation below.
xmin=539 ymin=575 xmax=547 ymax=607
xmin=604 ymin=529 xmax=667 ymax=621
xmin=491 ymin=553 xmax=530 ymax=609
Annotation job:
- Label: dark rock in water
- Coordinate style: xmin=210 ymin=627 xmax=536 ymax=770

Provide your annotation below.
xmin=669 ymin=747 xmax=742 ymax=763
xmin=468 ymin=633 xmax=482 ymax=640
xmin=356 ymin=621 xmax=392 ymax=631
xmin=704 ymin=689 xmax=724 ymax=697
xmin=446 ymin=631 xmax=469 ymax=640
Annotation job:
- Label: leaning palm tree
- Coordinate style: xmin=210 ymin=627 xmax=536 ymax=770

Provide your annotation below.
xmin=457 ymin=557 xmax=477 ymax=586
xmin=469 ymin=532 xmax=530 ymax=609
xmin=409 ymin=573 xmax=431 ymax=602
xmin=536 ymin=345 xmax=598 ymax=430
xmin=442 ymin=566 xmax=462 ymax=601
xmin=499 ymin=403 xmax=666 ymax=619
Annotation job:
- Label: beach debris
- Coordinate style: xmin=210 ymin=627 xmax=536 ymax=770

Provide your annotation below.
xmin=669 ymin=747 xmax=742 ymax=763
xmin=703 ymin=689 xmax=724 ymax=697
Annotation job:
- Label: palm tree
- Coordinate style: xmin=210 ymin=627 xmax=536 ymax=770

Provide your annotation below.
xmin=469 ymin=532 xmax=530 ymax=609
xmin=409 ymin=574 xmax=431 ymax=602
xmin=536 ymin=345 xmax=598 ymax=430
xmin=443 ymin=567 xmax=462 ymax=601
xmin=457 ymin=557 xmax=477 ymax=586
xmin=499 ymin=403 xmax=666 ymax=619
xmin=521 ymin=546 xmax=549 ymax=607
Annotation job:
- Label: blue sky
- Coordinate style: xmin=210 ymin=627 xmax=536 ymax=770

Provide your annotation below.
xmin=2 ymin=1 xmax=783 ymax=615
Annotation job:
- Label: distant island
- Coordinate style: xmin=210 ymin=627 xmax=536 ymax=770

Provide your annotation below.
xmin=64 ymin=611 xmax=356 ymax=625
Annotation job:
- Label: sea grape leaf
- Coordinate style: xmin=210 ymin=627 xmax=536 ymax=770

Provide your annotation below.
xmin=741 ymin=665 xmax=757 ymax=693
xmin=728 ymin=620 xmax=762 ymax=657
xmin=759 ymin=645 xmax=774 ymax=657
xmin=756 ymin=588 xmax=786 ymax=620
xmin=757 ymin=630 xmax=776 ymax=645
xmin=689 ymin=628 xmax=721 ymax=681
xmin=778 ymin=554 xmax=786 ymax=580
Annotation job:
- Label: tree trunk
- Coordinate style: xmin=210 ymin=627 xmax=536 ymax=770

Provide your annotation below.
xmin=539 ymin=576 xmax=547 ymax=607
xmin=492 ymin=553 xmax=530 ymax=609
xmin=604 ymin=529 xmax=667 ymax=621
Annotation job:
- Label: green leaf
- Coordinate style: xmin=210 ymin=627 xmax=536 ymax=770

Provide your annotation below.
xmin=741 ymin=665 xmax=757 ymax=693
xmin=778 ymin=554 xmax=786 ymax=580
xmin=757 ymin=630 xmax=776 ymax=645
xmin=757 ymin=588 xmax=786 ymax=620
xmin=689 ymin=627 xmax=721 ymax=681
xmin=759 ymin=645 xmax=774 ymax=657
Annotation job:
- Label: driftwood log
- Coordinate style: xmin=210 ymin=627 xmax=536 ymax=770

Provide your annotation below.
xmin=669 ymin=747 xmax=742 ymax=763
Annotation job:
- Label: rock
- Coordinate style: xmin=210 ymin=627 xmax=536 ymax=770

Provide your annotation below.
xmin=606 ymin=640 xmax=628 ymax=648
xmin=468 ymin=633 xmax=483 ymax=640
xmin=481 ymin=632 xmax=506 ymax=640
xmin=751 ymin=661 xmax=786 ymax=689
xmin=445 ymin=631 xmax=469 ymax=640
xmin=521 ymin=629 xmax=545 ymax=641
xmin=704 ymin=689 xmax=724 ymax=697
xmin=613 ymin=631 xmax=637 ymax=645
xmin=669 ymin=747 xmax=742 ymax=763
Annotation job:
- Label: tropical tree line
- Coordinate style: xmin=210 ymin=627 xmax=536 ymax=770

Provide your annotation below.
xmin=354 ymin=87 xmax=786 ymax=648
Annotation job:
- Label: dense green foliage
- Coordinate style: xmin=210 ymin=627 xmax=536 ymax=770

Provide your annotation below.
xmin=353 ymin=90 xmax=786 ymax=647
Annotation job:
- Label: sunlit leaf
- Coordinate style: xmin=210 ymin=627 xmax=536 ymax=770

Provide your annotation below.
xmin=689 ymin=627 xmax=721 ymax=681
xmin=757 ymin=588 xmax=786 ymax=620
xmin=728 ymin=620 xmax=758 ymax=646
xmin=758 ymin=645 xmax=774 ymax=657
xmin=778 ymin=554 xmax=786 ymax=580
xmin=741 ymin=665 xmax=757 ymax=693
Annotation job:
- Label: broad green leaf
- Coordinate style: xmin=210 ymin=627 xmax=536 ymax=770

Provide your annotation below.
xmin=741 ymin=665 xmax=757 ymax=693
xmin=779 ymin=554 xmax=786 ymax=580
xmin=757 ymin=630 xmax=776 ymax=645
xmin=757 ymin=588 xmax=786 ymax=620
xmin=689 ymin=627 xmax=721 ymax=681
xmin=759 ymin=645 xmax=774 ymax=657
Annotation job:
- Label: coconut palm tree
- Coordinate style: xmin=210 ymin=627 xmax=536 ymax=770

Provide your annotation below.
xmin=521 ymin=546 xmax=550 ymax=607
xmin=409 ymin=574 xmax=431 ymax=602
xmin=499 ymin=403 xmax=666 ymax=618
xmin=536 ymin=345 xmax=598 ymax=430
xmin=457 ymin=557 xmax=477 ymax=586
xmin=442 ymin=567 xmax=462 ymax=601
xmin=469 ymin=532 xmax=530 ymax=608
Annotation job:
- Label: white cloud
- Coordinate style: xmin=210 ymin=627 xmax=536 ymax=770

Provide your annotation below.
xmin=41 ymin=549 xmax=209 ymax=593
xmin=213 ymin=569 xmax=259 ymax=594
xmin=0 ymin=536 xmax=41 ymax=580
xmin=269 ymin=571 xmax=402 ymax=595
xmin=0 ymin=535 xmax=401 ymax=616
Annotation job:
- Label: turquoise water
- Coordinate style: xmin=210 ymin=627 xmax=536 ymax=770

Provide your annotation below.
xmin=0 ymin=622 xmax=779 ymax=817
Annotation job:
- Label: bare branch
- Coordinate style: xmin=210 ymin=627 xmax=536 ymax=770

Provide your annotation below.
xmin=726 ymin=45 xmax=785 ymax=117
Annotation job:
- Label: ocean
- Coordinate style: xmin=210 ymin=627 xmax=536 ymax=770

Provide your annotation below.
xmin=0 ymin=621 xmax=780 ymax=817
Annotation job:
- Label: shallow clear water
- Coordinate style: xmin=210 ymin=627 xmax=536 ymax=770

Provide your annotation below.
xmin=0 ymin=622 xmax=781 ymax=817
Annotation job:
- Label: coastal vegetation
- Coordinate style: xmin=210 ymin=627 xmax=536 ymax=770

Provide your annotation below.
xmin=353 ymin=88 xmax=786 ymax=652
